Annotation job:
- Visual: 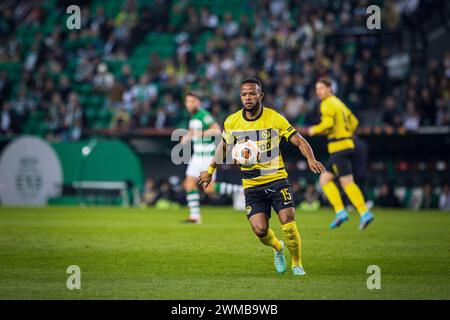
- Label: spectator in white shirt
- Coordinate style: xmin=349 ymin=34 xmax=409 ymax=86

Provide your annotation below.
xmin=403 ymin=100 xmax=421 ymax=130
xmin=94 ymin=63 xmax=114 ymax=92
xmin=131 ymin=74 xmax=158 ymax=104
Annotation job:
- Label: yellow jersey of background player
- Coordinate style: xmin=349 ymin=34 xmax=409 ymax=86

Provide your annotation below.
xmin=310 ymin=90 xmax=359 ymax=155
xmin=307 ymin=77 xmax=374 ymax=231
xmin=198 ymin=77 xmax=325 ymax=277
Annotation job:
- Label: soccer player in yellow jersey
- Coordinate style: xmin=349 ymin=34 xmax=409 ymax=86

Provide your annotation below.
xmin=198 ymin=78 xmax=325 ymax=276
xmin=308 ymin=77 xmax=374 ymax=230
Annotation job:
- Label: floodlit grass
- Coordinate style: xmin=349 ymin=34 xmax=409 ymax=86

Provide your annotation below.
xmin=0 ymin=206 xmax=449 ymax=299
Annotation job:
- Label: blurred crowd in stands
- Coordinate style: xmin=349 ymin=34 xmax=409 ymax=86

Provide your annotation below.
xmin=0 ymin=0 xmax=170 ymax=139
xmin=0 ymin=0 xmax=450 ymax=141
xmin=1 ymin=0 xmax=449 ymax=209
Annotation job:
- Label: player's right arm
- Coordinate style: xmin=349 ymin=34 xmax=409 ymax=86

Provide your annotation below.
xmin=308 ymin=102 xmax=334 ymax=136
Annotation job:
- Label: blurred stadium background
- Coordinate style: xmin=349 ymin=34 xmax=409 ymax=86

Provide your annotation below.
xmin=0 ymin=0 xmax=449 ymax=210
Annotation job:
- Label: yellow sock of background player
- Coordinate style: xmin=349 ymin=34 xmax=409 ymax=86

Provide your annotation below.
xmin=322 ymin=181 xmax=345 ymax=213
xmin=259 ymin=228 xmax=282 ymax=251
xmin=281 ymin=222 xmax=302 ymax=267
xmin=343 ymin=182 xmax=368 ymax=216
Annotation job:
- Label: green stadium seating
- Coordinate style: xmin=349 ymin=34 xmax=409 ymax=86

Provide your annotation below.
xmin=4 ymin=0 xmax=255 ymax=136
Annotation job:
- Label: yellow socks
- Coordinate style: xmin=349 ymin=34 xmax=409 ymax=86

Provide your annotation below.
xmin=322 ymin=181 xmax=344 ymax=213
xmin=322 ymin=180 xmax=368 ymax=216
xmin=259 ymin=223 xmax=303 ymax=268
xmin=343 ymin=182 xmax=367 ymax=216
xmin=281 ymin=222 xmax=302 ymax=267
xmin=259 ymin=228 xmax=282 ymax=251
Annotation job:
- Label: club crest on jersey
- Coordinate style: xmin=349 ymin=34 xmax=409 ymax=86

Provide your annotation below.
xmin=246 ymin=206 xmax=252 ymax=215
xmin=261 ymin=129 xmax=271 ymax=140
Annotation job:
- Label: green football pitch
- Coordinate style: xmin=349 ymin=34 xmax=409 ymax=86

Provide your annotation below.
xmin=0 ymin=206 xmax=449 ymax=300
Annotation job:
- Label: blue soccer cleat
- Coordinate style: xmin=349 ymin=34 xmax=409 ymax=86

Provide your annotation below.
xmin=359 ymin=211 xmax=374 ymax=230
xmin=292 ymin=266 xmax=306 ymax=276
xmin=329 ymin=210 xmax=349 ymax=229
xmin=273 ymin=240 xmax=287 ymax=274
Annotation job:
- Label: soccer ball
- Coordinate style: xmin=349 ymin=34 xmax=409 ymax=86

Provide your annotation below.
xmin=232 ymin=140 xmax=259 ymax=167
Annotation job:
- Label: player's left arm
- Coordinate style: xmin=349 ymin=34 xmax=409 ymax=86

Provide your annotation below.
xmin=289 ymin=133 xmax=325 ymax=174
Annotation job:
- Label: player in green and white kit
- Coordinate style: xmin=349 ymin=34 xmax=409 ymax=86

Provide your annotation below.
xmin=181 ymin=92 xmax=242 ymax=224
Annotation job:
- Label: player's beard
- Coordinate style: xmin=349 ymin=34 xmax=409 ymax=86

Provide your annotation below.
xmin=243 ymin=102 xmax=260 ymax=114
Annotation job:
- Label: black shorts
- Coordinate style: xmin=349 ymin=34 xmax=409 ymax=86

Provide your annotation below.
xmin=325 ymin=149 xmax=354 ymax=177
xmin=244 ymin=179 xmax=295 ymax=219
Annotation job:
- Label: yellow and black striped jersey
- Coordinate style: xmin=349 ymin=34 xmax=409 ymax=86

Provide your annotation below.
xmin=310 ymin=95 xmax=359 ymax=154
xmin=222 ymin=107 xmax=297 ymax=189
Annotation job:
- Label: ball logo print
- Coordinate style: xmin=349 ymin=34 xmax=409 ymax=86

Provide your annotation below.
xmin=241 ymin=147 xmax=251 ymax=159
xmin=232 ymin=140 xmax=259 ymax=167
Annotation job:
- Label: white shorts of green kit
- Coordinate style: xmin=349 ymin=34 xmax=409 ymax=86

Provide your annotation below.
xmin=186 ymin=155 xmax=216 ymax=180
